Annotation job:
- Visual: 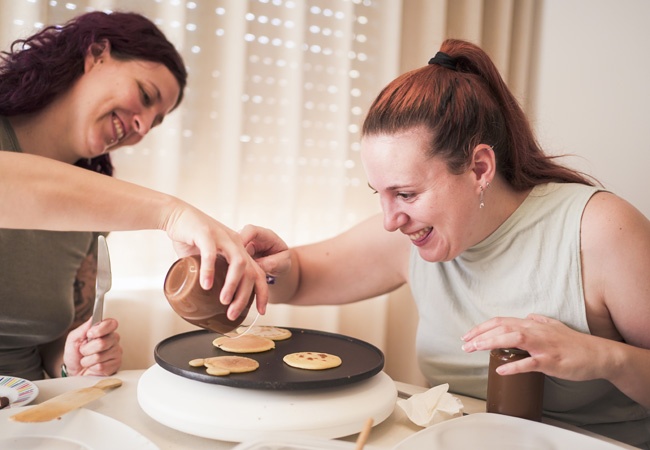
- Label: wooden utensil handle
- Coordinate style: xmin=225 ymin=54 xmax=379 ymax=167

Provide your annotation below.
xmin=9 ymin=378 xmax=123 ymax=423
xmin=94 ymin=378 xmax=122 ymax=390
xmin=355 ymin=417 xmax=373 ymax=450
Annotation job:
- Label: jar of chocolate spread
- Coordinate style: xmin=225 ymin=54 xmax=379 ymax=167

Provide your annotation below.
xmin=163 ymin=255 xmax=254 ymax=334
xmin=486 ymin=348 xmax=545 ymax=421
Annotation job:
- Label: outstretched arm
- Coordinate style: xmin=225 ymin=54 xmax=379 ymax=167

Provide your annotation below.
xmin=0 ymin=151 xmax=268 ymax=316
xmin=240 ymin=213 xmax=411 ymax=306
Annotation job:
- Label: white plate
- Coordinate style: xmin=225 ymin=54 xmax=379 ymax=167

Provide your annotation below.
xmin=392 ymin=413 xmax=629 ymax=450
xmin=0 ymin=407 xmax=159 ymax=450
xmin=0 ymin=376 xmax=38 ymax=408
xmin=232 ymin=435 xmax=360 ymax=450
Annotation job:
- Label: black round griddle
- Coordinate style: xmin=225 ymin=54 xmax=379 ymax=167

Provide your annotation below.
xmin=154 ymin=327 xmax=384 ymax=390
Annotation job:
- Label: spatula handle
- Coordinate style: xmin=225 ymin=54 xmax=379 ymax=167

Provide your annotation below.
xmin=94 ymin=378 xmax=122 ymax=391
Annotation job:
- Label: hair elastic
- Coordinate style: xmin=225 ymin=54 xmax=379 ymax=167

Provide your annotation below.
xmin=428 ymin=51 xmax=457 ymax=70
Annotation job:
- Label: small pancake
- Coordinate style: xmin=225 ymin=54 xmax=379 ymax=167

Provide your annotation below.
xmin=188 ymin=358 xmax=205 ymax=367
xmin=244 ymin=325 xmax=292 ymax=341
xmin=283 ymin=352 xmax=342 ymax=370
xmin=203 ymin=356 xmax=259 ymax=375
xmin=213 ymin=334 xmax=275 ymax=353
xmin=206 ymin=365 xmax=230 ymax=376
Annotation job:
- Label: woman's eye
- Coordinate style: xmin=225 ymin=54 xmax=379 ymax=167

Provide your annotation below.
xmin=140 ymin=86 xmax=152 ymax=106
xmin=397 ymin=192 xmax=415 ymax=200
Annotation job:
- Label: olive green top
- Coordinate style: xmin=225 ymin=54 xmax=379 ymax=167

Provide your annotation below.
xmin=0 ymin=116 xmax=98 ymax=380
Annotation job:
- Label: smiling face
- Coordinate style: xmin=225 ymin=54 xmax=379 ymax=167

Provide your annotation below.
xmin=70 ymin=43 xmax=180 ymax=159
xmin=361 ymin=126 xmax=486 ymax=262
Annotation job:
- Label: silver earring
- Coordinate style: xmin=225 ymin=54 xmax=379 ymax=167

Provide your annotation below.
xmin=479 ymin=182 xmax=490 ymax=209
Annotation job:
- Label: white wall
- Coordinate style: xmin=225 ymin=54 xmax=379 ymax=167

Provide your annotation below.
xmin=530 ymin=0 xmax=650 ymax=218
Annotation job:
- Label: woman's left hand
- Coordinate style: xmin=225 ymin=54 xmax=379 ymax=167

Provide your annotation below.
xmin=62 ymin=317 xmax=123 ymax=376
xmin=239 ymin=224 xmax=291 ymax=276
xmin=461 ymin=313 xmax=610 ymax=381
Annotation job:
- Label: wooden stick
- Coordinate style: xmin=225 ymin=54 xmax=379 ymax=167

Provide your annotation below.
xmin=10 ymin=378 xmax=122 ymax=423
xmin=355 ymin=417 xmax=374 ymax=450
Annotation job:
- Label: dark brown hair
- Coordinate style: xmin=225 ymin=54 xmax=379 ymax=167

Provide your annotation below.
xmin=362 ymin=39 xmax=594 ymax=189
xmin=0 ymin=11 xmax=188 ymax=176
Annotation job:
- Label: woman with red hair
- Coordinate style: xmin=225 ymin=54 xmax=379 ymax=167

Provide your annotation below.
xmin=243 ymin=39 xmax=650 ymax=448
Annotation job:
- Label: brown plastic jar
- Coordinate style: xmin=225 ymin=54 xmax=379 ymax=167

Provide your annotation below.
xmin=486 ymin=348 xmax=545 ymax=421
xmin=163 ymin=255 xmax=254 ymax=334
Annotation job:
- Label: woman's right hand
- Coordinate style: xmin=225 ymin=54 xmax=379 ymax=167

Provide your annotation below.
xmin=162 ymin=202 xmax=269 ymax=319
xmin=64 ymin=318 xmax=122 ymax=377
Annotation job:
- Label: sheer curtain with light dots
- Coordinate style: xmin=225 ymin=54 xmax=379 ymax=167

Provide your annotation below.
xmin=0 ymin=0 xmax=537 ymax=385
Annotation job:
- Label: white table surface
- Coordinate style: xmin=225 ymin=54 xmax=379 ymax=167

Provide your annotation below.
xmin=28 ymin=369 xmax=633 ymax=449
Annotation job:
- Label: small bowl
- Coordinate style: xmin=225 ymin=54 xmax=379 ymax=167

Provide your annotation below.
xmin=164 ymin=255 xmax=254 ymax=334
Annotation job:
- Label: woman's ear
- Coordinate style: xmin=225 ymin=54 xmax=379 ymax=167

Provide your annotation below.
xmin=470 ymin=144 xmax=496 ymax=186
xmin=83 ymin=39 xmax=111 ymax=73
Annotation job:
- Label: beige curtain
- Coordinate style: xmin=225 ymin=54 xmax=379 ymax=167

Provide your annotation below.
xmin=0 ymin=0 xmax=536 ymax=385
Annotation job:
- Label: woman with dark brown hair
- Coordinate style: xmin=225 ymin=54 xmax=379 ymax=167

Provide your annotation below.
xmin=242 ymin=39 xmax=650 ymax=448
xmin=0 ymin=11 xmax=267 ymax=381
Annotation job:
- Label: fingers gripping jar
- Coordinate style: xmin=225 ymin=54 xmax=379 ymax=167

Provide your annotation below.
xmin=486 ymin=348 xmax=545 ymax=421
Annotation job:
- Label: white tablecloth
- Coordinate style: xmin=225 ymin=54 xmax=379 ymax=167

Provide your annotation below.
xmin=29 ymin=369 xmax=633 ymax=449
xmin=27 ymin=369 xmax=475 ymax=449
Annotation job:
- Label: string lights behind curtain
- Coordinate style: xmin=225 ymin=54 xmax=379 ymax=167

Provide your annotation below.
xmin=0 ymin=0 xmax=393 ymax=278
xmin=1 ymin=0 xmax=537 ymax=384
xmin=0 ymin=0 xmax=398 ymax=366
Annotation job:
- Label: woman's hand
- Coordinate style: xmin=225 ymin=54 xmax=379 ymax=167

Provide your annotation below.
xmin=162 ymin=203 xmax=269 ymax=319
xmin=238 ymin=224 xmax=297 ymax=305
xmin=461 ymin=314 xmax=611 ymax=381
xmin=63 ymin=318 xmax=123 ymax=377
xmin=239 ymin=224 xmax=291 ymax=276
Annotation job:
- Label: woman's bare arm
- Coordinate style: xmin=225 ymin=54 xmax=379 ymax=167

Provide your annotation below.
xmin=241 ymin=213 xmax=411 ymax=306
xmin=580 ymin=192 xmax=650 ymax=407
xmin=0 ymin=151 xmax=269 ymax=314
xmin=1 ymin=151 xmax=180 ymax=231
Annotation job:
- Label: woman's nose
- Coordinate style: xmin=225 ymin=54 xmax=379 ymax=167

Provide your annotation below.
xmin=133 ymin=113 xmax=154 ymax=136
xmin=382 ymin=201 xmax=407 ymax=232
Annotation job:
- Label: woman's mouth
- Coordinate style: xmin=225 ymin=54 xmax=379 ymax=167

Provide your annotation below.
xmin=408 ymin=226 xmax=433 ymax=245
xmin=110 ymin=114 xmax=125 ymax=145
